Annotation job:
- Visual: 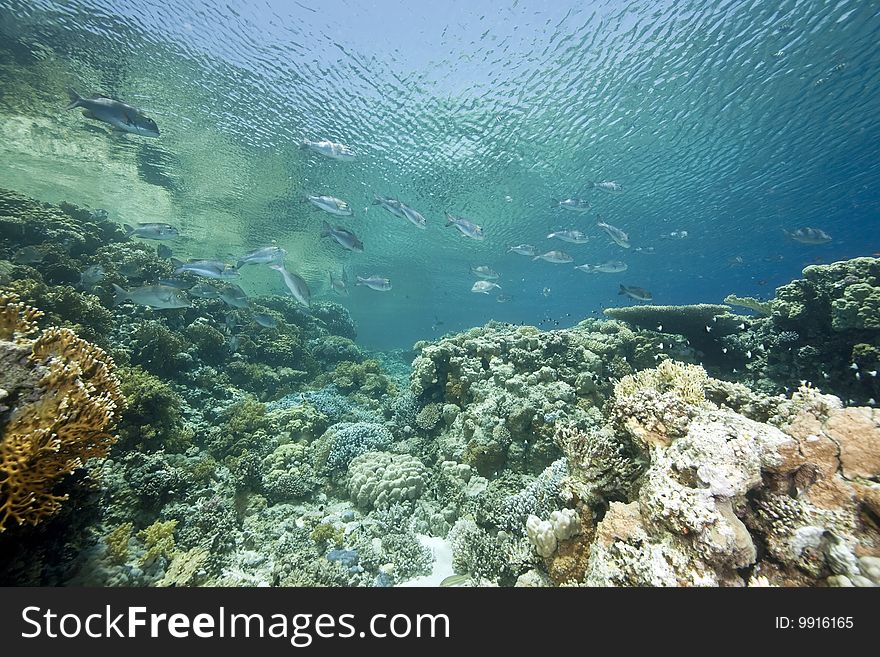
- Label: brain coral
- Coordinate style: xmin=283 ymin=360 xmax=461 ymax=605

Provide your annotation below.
xmin=346 ymin=451 xmax=427 ymax=509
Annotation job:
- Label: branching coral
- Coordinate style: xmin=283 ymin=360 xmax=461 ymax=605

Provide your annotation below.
xmin=0 ymin=291 xmax=122 ymax=532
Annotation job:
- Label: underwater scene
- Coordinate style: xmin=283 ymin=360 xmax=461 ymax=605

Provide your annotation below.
xmin=0 ymin=0 xmax=879 ymax=588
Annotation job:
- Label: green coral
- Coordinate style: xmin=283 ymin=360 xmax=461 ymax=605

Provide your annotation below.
xmin=184 ymin=321 xmax=228 ymax=365
xmin=104 ymin=522 xmax=133 ymax=566
xmin=261 ymin=442 xmax=316 ymax=503
xmin=116 ymin=365 xmax=192 ymax=453
xmin=310 ymin=522 xmax=344 ymax=550
xmin=225 ymin=360 xmax=308 ymax=401
xmin=831 ymin=283 xmax=880 ymax=331
xmin=268 ymin=403 xmax=328 ymax=443
xmin=128 ymin=320 xmax=189 ymax=375
xmin=138 ymin=519 xmax=178 ymax=566
xmin=318 ymin=359 xmax=395 ymax=402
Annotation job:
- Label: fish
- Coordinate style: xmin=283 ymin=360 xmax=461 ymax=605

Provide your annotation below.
xmin=320 ymin=221 xmax=364 ymax=252
xmin=123 ymin=222 xmax=179 ymax=240
xmin=618 ymin=284 xmax=653 ymax=302
xmin=400 ymin=203 xmax=428 ymax=229
xmin=373 ymin=196 xmax=407 ymax=219
xmin=590 ymin=180 xmax=624 ymax=193
xmin=252 ymin=313 xmax=278 ymax=329
xmin=156 ymin=278 xmax=191 ymax=289
xmin=188 ymin=283 xmax=221 ymax=299
xmin=269 ymin=263 xmax=311 ymax=307
xmin=472 ymin=281 xmax=501 ymax=294
xmin=118 ymin=262 xmax=144 ymax=278
xmin=227 ymin=335 xmax=241 ymax=352
xmin=66 ymin=89 xmax=160 ymax=137
xmin=508 ymin=244 xmax=536 ymax=256
xmin=330 ymin=270 xmax=349 ymax=296
xmin=575 ymin=260 xmax=628 ymax=274
xmin=597 ymin=219 xmax=631 ymax=248
xmin=157 ymin=244 xmax=173 ymax=259
xmin=496 ymin=294 xmax=511 ymax=303
xmin=111 ymin=283 xmax=190 ymax=309
xmin=554 ymin=198 xmax=592 ymax=213
xmin=219 ymin=284 xmax=249 ymax=309
xmin=172 ymin=258 xmax=239 ymax=279
xmin=356 ymin=275 xmax=392 ymax=292
xmin=78 ymin=264 xmax=105 ymax=287
xmin=470 ymin=266 xmax=500 ymax=280
xmin=11 ymin=245 xmax=44 ymax=264
xmin=783 ymin=227 xmax=832 ymax=245
xmin=547 ymin=229 xmax=589 ymax=244
xmin=307 ymin=195 xmax=352 ymax=216
xmin=533 ymin=250 xmax=573 ymax=264
xmin=439 ymin=574 xmax=471 ymax=587
xmin=445 ymin=213 xmax=484 ymax=240
xmin=301 ymin=139 xmax=355 ymax=161
xmin=89 ymin=209 xmax=109 ymax=221
xmin=236 ymin=246 xmax=287 ymax=268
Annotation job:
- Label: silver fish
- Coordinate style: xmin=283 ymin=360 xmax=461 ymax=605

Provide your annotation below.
xmin=784 ymin=227 xmax=832 ymax=244
xmin=172 ymin=258 xmax=240 ymax=279
xmin=575 ymin=260 xmax=628 ymax=274
xmin=301 ymin=139 xmax=355 ymax=161
xmin=496 ymin=293 xmax=511 ymax=303
xmin=508 ymin=244 xmax=536 ymax=256
xmin=219 ymin=284 xmax=249 ymax=309
xmin=157 ymin=244 xmax=173 ymax=259
xmin=547 ymin=229 xmax=589 ymax=244
xmin=356 ymin=275 xmax=392 ymax=291
xmin=618 ymin=284 xmax=652 ymax=302
xmin=307 ymin=195 xmax=352 ymax=216
xmin=252 ymin=313 xmax=278 ymax=329
xmin=471 ymin=265 xmax=500 ymax=280
xmin=112 ymin=283 xmax=190 ymax=309
xmin=554 ymin=198 xmax=592 ymax=213
xmin=472 ymin=280 xmax=501 ymax=294
xmin=236 ymin=246 xmax=287 ymax=268
xmin=330 ymin=270 xmax=349 ymax=297
xmin=533 ymin=250 xmax=573 ymax=264
xmin=66 ymin=89 xmax=160 ymax=137
xmin=12 ymin=245 xmax=44 ymax=264
xmin=269 ymin=263 xmax=311 ymax=307
xmin=321 ymin=221 xmax=363 ymax=252
xmin=188 ymin=283 xmax=221 ymax=299
xmin=445 ymin=213 xmax=484 ymax=240
xmin=156 ymin=278 xmax=191 ymax=289
xmin=373 ymin=196 xmax=407 ymax=219
xmin=597 ymin=220 xmax=631 ymax=248
xmin=591 ymin=180 xmax=624 ymax=193
xmin=400 ymin=203 xmax=428 ymax=229
xmin=124 ymin=222 xmax=179 ymax=240
xmin=79 ymin=264 xmax=105 ymax=287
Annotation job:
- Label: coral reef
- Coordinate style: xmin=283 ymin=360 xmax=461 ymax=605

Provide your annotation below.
xmin=347 ymin=451 xmax=427 ymax=509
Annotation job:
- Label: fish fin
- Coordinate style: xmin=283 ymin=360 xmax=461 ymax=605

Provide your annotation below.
xmin=111 ymin=283 xmax=128 ymax=306
xmin=66 ymin=88 xmax=83 ymax=110
xmin=170 ymin=257 xmax=185 ymax=269
xmin=122 ymin=224 xmax=135 ymax=237
xmin=320 ymin=220 xmax=333 ymax=237
xmin=444 ymin=213 xmax=454 ymax=226
xmin=618 ymin=285 xmax=626 ymax=295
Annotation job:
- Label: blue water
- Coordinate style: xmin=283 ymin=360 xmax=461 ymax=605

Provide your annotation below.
xmin=1 ymin=0 xmax=879 ymax=348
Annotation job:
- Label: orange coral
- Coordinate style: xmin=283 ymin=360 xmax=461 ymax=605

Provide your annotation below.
xmin=0 ymin=292 xmax=122 ymax=532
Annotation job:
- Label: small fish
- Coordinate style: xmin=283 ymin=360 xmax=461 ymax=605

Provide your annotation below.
xmin=400 ymin=203 xmax=428 ymax=229
xmin=542 ymin=287 xmax=552 ymax=297
xmin=850 ymin=363 xmax=859 ymax=370
xmin=225 ymin=313 xmax=239 ymax=332
xmin=330 ymin=270 xmax=349 ymax=296
xmin=496 ymin=293 xmax=511 ymax=303
xmin=533 ymin=250 xmax=573 ymax=264
xmin=12 ymin=245 xmax=44 ymax=264
xmin=597 ymin=219 xmax=631 ymax=248
xmin=746 ymin=350 xmax=753 ymax=358
xmin=78 ymin=264 xmax=105 ymax=287
xmin=869 ymin=370 xmax=878 ymax=377
xmin=508 ymin=244 xmax=536 ymax=256
xmin=227 ymin=335 xmax=241 ymax=352
xmin=547 ymin=229 xmax=589 ymax=244
xmin=722 ymin=347 xmax=728 ymax=354
xmin=439 ymin=574 xmax=471 ymax=587
xmin=706 ymin=325 xmax=713 ymax=333
xmin=219 ymin=284 xmax=249 ymax=309
xmin=66 ymin=89 xmax=160 ymax=137
xmin=156 ymin=278 xmax=191 ymax=289
xmin=236 ymin=246 xmax=287 ymax=268
xmin=89 ymin=209 xmax=109 ymax=221
xmin=554 ymin=198 xmax=592 ymax=213
xmin=445 ymin=213 xmax=484 ymax=240
xmin=269 ymin=263 xmax=311 ymax=307
xmin=157 ymin=244 xmax=173 ymax=259
xmin=618 ymin=284 xmax=652 ymax=302
xmin=172 ymin=258 xmax=239 ymax=279
xmin=252 ymin=313 xmax=277 ymax=329
xmin=188 ymin=283 xmax=221 ymax=299
xmin=472 ymin=281 xmax=501 ymax=294
xmin=356 ymin=275 xmax=392 ymax=291
xmin=373 ymin=196 xmax=407 ymax=219
xmin=783 ymin=227 xmax=832 ymax=244
xmin=590 ymin=180 xmax=624 ymax=193
xmin=123 ymin=222 xmax=179 ymax=240
xmin=575 ymin=260 xmax=628 ymax=274
xmin=301 ymin=139 xmax=355 ymax=161
xmin=320 ymin=221 xmax=364 ymax=252
xmin=112 ymin=283 xmax=190 ymax=309
xmin=307 ymin=195 xmax=352 ymax=216
xmin=471 ymin=266 xmax=500 ymax=280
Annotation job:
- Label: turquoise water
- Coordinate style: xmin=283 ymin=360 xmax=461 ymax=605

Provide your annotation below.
xmin=2 ymin=0 xmax=879 ymax=349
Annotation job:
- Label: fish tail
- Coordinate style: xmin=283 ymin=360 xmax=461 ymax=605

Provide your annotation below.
xmin=320 ymin=220 xmax=332 ymax=237
xmin=66 ymin=88 xmax=83 ymax=110
xmin=618 ymin=285 xmax=626 ymax=295
xmin=122 ymin=223 xmax=135 ymax=237
xmin=111 ymin=283 xmax=128 ymax=306
xmin=372 ymin=195 xmax=382 ymax=205
xmin=444 ymin=213 xmax=454 ymax=227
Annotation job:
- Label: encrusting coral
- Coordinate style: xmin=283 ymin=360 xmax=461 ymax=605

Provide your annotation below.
xmin=0 ymin=290 xmax=122 ymax=532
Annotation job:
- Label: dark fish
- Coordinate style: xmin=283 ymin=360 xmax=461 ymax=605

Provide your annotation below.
xmin=188 ymin=283 xmax=221 ymax=299
xmin=618 ymin=284 xmax=653 ymax=302
xmin=157 ymin=244 xmax=173 ymax=259
xmin=66 ymin=89 xmax=160 ymax=137
xmin=321 ymin=221 xmax=363 ymax=252
xmin=12 ymin=245 xmax=44 ymax=264
xmin=252 ymin=313 xmax=278 ymax=329
xmin=79 ymin=264 xmax=105 ymax=287
xmin=219 ymin=284 xmax=249 ymax=309
xmin=445 ymin=213 xmax=484 ymax=240
xmin=156 ymin=278 xmax=191 ymax=289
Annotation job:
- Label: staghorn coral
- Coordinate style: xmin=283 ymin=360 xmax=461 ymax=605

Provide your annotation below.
xmin=0 ymin=291 xmax=122 ymax=532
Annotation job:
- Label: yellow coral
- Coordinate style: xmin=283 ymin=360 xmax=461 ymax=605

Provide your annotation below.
xmin=139 ymin=519 xmax=178 ymax=565
xmin=0 ymin=293 xmax=122 ymax=532
xmin=614 ymin=359 xmax=708 ymax=405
